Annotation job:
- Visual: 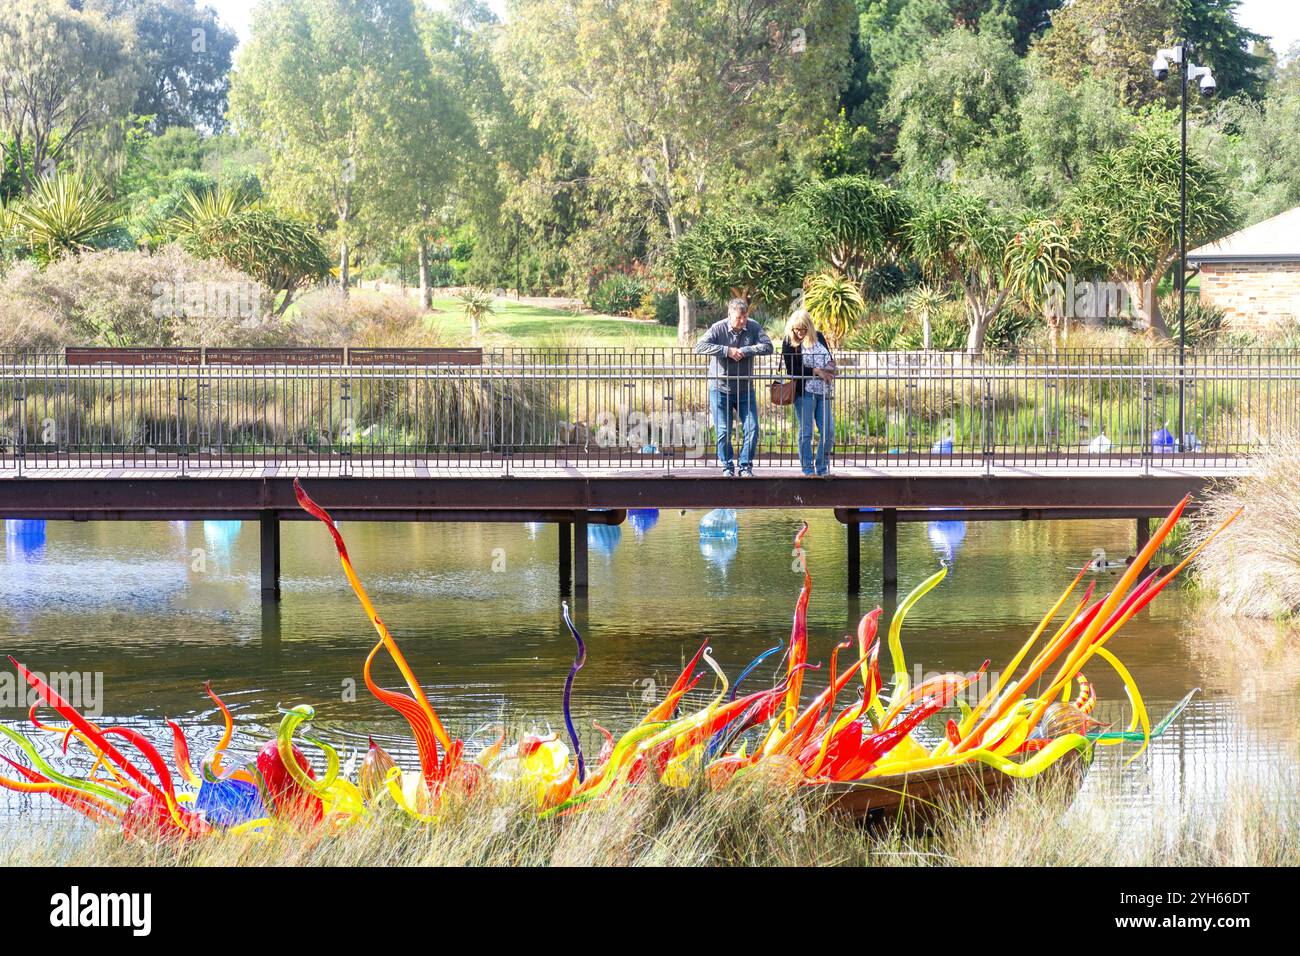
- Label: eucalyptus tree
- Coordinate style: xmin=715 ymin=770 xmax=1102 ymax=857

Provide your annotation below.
xmin=884 ymin=24 xmax=1026 ymax=189
xmin=92 ymin=0 xmax=238 ymax=132
xmin=1063 ymin=126 xmax=1235 ymax=337
xmin=1033 ymin=0 xmax=1268 ymax=107
xmin=230 ymin=0 xmax=433 ymax=296
xmin=500 ymin=0 xmax=855 ymax=339
xmin=370 ymin=4 xmax=474 ymax=309
xmin=794 ymin=176 xmax=909 ymax=297
xmin=905 ymin=186 xmax=1015 ymax=353
xmin=0 ymin=0 xmax=141 ymax=193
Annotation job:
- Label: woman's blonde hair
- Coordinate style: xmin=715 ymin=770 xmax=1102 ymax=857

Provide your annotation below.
xmin=784 ymin=308 xmax=816 ymax=343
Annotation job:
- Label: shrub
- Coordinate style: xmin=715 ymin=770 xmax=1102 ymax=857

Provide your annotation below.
xmin=588 ymin=272 xmax=646 ymax=315
xmin=127 ymin=169 xmax=216 ymax=247
xmin=0 ymin=246 xmax=282 ymax=347
xmin=1191 ymin=433 xmax=1300 ymax=618
xmin=1160 ymin=292 xmax=1225 ymax=345
xmin=643 ymin=290 xmax=680 ymax=327
xmin=290 ymin=290 xmax=441 ymax=347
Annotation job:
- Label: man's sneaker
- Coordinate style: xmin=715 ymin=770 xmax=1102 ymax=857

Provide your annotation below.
xmin=722 ymin=467 xmax=735 ymax=478
xmin=738 ymin=466 xmax=754 ymax=478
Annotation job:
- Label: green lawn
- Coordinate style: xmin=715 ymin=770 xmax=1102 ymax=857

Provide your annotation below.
xmin=425 ymin=296 xmax=677 ymax=348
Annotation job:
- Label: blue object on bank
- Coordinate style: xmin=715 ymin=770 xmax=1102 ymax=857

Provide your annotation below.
xmin=931 ymin=437 xmax=954 ymax=454
xmin=1151 ymin=426 xmax=1176 ymax=452
xmin=195 ymin=776 xmax=264 ymax=828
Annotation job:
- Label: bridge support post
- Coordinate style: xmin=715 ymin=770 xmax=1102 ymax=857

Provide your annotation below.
xmin=259 ymin=510 xmax=281 ymax=600
xmin=1135 ymin=517 xmax=1151 ymax=574
xmin=558 ymin=521 xmax=572 ymax=595
xmin=846 ymin=518 xmax=860 ymax=596
xmin=882 ymin=508 xmax=898 ymax=596
xmin=573 ymin=512 xmax=589 ymax=595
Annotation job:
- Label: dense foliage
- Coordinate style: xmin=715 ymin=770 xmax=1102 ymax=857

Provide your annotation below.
xmin=0 ymin=0 xmax=1295 ymax=350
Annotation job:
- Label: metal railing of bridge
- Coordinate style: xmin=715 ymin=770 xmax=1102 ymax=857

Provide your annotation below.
xmin=0 ymin=347 xmax=1296 ymax=475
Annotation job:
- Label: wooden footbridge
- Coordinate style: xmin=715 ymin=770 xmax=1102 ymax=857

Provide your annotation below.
xmin=2 ymin=347 xmax=1280 ymax=597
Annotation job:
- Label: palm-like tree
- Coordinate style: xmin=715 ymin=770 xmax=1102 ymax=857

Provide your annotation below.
xmin=1003 ymin=219 xmax=1072 ymax=350
xmin=6 ymin=171 xmax=120 ymax=265
xmin=803 ymin=270 xmax=865 ymax=346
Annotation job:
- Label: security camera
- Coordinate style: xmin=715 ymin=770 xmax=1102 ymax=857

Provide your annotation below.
xmin=1199 ymin=70 xmax=1216 ymax=97
xmin=1152 ymin=53 xmax=1169 ymax=82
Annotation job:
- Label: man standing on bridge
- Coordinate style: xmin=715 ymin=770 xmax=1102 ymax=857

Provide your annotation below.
xmin=693 ymin=298 xmax=773 ymax=477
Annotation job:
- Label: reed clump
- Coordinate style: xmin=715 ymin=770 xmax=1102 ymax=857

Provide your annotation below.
xmin=3 ymin=775 xmax=1295 ymax=867
xmin=1190 ymin=434 xmax=1300 ymax=618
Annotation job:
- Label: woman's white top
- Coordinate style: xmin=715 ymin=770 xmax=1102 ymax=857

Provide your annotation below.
xmin=802 ymin=338 xmax=834 ymax=396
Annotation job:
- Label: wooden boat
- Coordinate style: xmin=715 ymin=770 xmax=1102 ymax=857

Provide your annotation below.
xmin=813 ymin=749 xmax=1090 ymax=827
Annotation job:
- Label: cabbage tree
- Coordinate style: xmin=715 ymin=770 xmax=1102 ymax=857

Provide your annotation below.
xmin=906 ymin=187 xmax=1014 ymax=353
xmin=794 ymin=176 xmax=909 ymax=297
xmin=1064 ymin=126 xmax=1235 ymax=337
xmin=669 ymin=213 xmax=813 ymax=314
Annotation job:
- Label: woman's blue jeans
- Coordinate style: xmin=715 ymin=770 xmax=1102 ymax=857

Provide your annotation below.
xmin=794 ymin=391 xmax=832 ymax=475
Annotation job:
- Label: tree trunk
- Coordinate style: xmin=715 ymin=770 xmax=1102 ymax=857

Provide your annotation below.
xmin=339 ymin=239 xmax=350 ymax=299
xmin=1130 ymin=279 xmax=1170 ymax=339
xmin=417 ymin=236 xmax=432 ymax=310
xmin=677 ymin=291 xmax=697 ymax=343
xmin=966 ymin=311 xmax=990 ymax=354
xmin=1045 ymin=309 xmax=1061 ymax=353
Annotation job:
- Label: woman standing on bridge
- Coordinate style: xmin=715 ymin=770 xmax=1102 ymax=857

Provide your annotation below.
xmin=782 ymin=309 xmax=836 ymax=476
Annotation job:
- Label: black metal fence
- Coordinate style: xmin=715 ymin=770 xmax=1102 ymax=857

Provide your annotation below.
xmin=1 ymin=347 xmax=1295 ymax=474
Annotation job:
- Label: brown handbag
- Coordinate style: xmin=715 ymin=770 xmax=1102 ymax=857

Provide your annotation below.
xmin=770 ymin=379 xmax=796 ymax=406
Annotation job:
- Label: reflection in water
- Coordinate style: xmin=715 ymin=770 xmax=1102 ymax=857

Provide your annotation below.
xmin=627 ymin=509 xmax=660 ymax=538
xmin=202 ymin=520 xmax=243 ymax=561
xmin=699 ymin=536 xmax=739 ymax=575
xmin=587 ymin=524 xmax=622 ymax=557
xmin=1 ymin=511 xmax=1296 ymax=825
xmin=927 ymin=521 xmax=967 ymax=563
xmin=5 ymin=520 xmax=46 ymax=561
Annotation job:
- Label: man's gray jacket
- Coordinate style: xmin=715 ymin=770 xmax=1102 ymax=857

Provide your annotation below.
xmin=693 ymin=319 xmax=774 ymax=393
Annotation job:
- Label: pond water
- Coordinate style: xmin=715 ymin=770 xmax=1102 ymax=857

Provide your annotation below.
xmin=1 ymin=510 xmax=1296 ymax=826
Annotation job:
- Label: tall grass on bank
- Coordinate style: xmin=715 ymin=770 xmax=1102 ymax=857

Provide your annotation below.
xmin=1191 ymin=434 xmax=1300 ymax=618
xmin=4 ymin=775 xmax=1295 ymax=868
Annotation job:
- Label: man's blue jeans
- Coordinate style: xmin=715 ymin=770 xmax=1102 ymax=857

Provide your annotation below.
xmin=794 ymin=390 xmax=832 ymax=475
xmin=710 ymin=387 xmax=758 ymax=472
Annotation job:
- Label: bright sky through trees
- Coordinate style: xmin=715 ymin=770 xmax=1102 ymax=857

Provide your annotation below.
xmin=207 ymin=0 xmax=1297 ymax=59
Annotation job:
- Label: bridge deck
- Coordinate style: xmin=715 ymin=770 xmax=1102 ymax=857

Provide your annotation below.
xmin=0 ymin=461 xmax=1240 ymax=520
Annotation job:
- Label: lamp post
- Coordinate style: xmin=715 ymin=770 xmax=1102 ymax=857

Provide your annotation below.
xmin=1152 ymin=42 xmax=1216 ymax=449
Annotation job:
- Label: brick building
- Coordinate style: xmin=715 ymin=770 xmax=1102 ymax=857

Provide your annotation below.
xmin=1187 ymin=206 xmax=1300 ymax=333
